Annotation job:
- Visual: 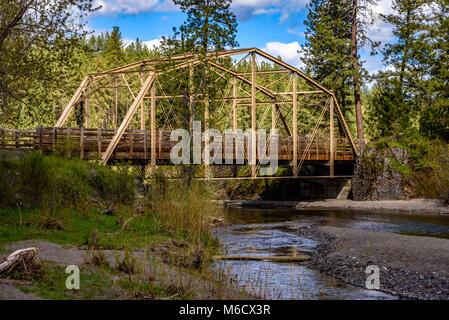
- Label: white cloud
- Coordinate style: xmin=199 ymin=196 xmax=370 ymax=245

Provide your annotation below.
xmin=143 ymin=38 xmax=162 ymax=49
xmin=94 ymin=0 xmax=168 ymax=16
xmin=232 ymin=0 xmax=308 ymax=22
xmin=368 ymin=21 xmax=394 ymax=43
xmin=93 ymin=0 xmax=309 ymax=22
xmin=262 ymin=41 xmax=304 ymax=69
xmin=124 ymin=38 xmax=162 ymax=49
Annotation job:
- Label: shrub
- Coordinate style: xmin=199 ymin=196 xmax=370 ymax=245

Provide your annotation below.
xmin=0 ymin=152 xmax=136 ymax=209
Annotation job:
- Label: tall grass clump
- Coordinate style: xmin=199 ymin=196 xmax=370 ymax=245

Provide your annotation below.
xmin=148 ymin=169 xmax=222 ymax=248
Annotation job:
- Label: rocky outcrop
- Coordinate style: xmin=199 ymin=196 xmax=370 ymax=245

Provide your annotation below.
xmin=352 ymin=145 xmax=414 ymax=201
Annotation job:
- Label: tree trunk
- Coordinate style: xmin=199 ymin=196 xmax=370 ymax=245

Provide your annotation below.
xmin=352 ymin=0 xmax=365 ymax=144
xmin=0 ymin=248 xmax=39 ymax=277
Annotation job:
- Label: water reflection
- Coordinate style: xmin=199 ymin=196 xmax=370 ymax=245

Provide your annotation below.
xmin=215 ymin=208 xmax=449 ymax=300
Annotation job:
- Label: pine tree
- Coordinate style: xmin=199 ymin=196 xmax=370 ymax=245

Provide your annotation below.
xmin=302 ymin=0 xmax=377 ymax=141
xmin=173 ymin=0 xmax=238 ymax=53
xmin=419 ymin=0 xmax=449 ymax=140
xmin=103 ymin=26 xmax=125 ymax=68
xmin=381 ymin=0 xmax=428 ymax=94
xmin=301 ymin=0 xmax=354 ymax=123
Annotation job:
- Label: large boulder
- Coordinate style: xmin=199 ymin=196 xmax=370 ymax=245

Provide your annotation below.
xmin=352 ymin=145 xmax=414 ymax=201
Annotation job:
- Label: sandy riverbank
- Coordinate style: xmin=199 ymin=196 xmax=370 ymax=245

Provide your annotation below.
xmin=296 ymin=199 xmax=449 ymax=214
xmin=219 ymin=199 xmax=449 ymax=214
xmin=299 ymin=226 xmax=449 ymax=300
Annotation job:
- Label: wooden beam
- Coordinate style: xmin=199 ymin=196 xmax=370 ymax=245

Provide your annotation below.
xmin=56 ymin=77 xmax=90 ymax=127
xmin=293 ymin=73 xmax=298 ymax=176
xmin=330 ymin=98 xmax=335 ymax=177
xmin=204 ymin=67 xmax=210 ymax=178
xmin=233 ymin=76 xmax=237 ymax=131
xmin=151 ymin=83 xmax=156 ymax=167
xmin=102 ymin=73 xmax=156 ymax=165
xmin=177 ymin=175 xmax=353 ymax=181
xmin=236 ymin=70 xmax=291 ymax=75
xmin=85 ymin=97 xmax=90 ymax=128
xmin=97 ymin=128 xmax=102 ymax=159
xmin=80 ymin=127 xmax=84 ymax=159
xmin=140 ymin=74 xmax=145 ymax=130
xmin=251 ymin=53 xmax=257 ymax=178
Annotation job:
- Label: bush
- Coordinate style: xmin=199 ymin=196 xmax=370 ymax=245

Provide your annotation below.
xmin=0 ymin=152 xmax=136 ymax=209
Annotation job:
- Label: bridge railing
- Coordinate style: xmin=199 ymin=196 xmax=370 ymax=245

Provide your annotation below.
xmin=0 ymin=127 xmax=360 ymax=162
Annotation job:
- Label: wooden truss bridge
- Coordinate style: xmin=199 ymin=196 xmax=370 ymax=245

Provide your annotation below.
xmin=0 ymin=48 xmax=361 ymax=179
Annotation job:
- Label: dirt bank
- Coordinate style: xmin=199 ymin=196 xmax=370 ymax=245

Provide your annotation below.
xmin=300 ymin=226 xmax=449 ymax=300
xmin=296 ymin=199 xmax=449 ymax=214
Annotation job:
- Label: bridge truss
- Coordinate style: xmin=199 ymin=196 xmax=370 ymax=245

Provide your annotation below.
xmin=53 ymin=48 xmax=358 ymax=178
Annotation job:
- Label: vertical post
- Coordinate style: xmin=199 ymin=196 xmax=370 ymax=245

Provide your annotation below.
xmin=53 ymin=127 xmax=57 ymax=153
xmin=204 ymin=66 xmax=210 ymax=178
xmin=140 ymin=74 xmax=145 ymax=130
xmin=144 ymin=130 xmax=148 ymax=159
xmin=204 ymin=90 xmax=210 ymax=177
xmin=272 ymin=102 xmax=276 ymax=131
xmin=85 ymin=98 xmax=90 ymax=128
xmin=251 ymin=52 xmax=257 ymax=178
xmin=232 ymin=76 xmax=238 ymax=131
xmin=232 ymin=76 xmax=238 ymax=175
xmin=150 ymin=83 xmax=156 ymax=167
xmin=39 ymin=127 xmax=43 ymax=153
xmin=80 ymin=127 xmax=84 ymax=159
xmin=129 ymin=129 xmax=133 ymax=159
xmin=189 ymin=63 xmax=194 ymax=126
xmin=114 ymin=79 xmax=118 ymax=129
xmin=97 ymin=128 xmax=102 ymax=159
xmin=15 ymin=132 xmax=19 ymax=149
xmin=113 ymin=129 xmax=117 ymax=159
xmin=292 ymin=73 xmax=298 ymax=176
xmin=330 ymin=98 xmax=335 ymax=177
xmin=67 ymin=127 xmax=71 ymax=157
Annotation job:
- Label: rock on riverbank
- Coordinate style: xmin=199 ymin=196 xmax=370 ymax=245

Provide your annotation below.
xmin=352 ymin=145 xmax=414 ymax=201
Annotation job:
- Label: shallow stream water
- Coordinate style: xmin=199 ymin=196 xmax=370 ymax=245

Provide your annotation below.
xmin=214 ymin=208 xmax=449 ymax=300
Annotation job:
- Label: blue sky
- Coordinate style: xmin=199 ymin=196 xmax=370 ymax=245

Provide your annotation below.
xmin=88 ymin=0 xmax=395 ymax=74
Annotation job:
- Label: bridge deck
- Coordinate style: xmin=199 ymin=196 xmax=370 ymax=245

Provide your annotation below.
xmin=0 ymin=127 xmax=356 ymax=163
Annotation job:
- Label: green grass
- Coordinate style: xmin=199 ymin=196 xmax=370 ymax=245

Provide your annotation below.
xmin=17 ymin=264 xmax=124 ymax=300
xmin=0 ymin=206 xmax=168 ymax=249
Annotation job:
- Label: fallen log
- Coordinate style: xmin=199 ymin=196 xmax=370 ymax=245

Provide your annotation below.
xmin=0 ymin=248 xmax=39 ymax=277
xmin=213 ymin=255 xmax=310 ymax=262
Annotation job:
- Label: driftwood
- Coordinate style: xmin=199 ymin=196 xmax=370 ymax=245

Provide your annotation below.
xmin=213 ymin=255 xmax=310 ymax=262
xmin=0 ymin=248 xmax=39 ymax=277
